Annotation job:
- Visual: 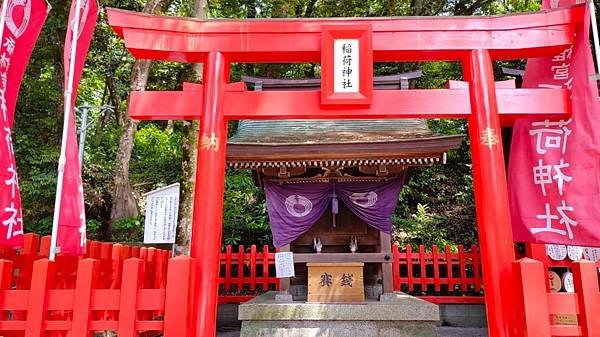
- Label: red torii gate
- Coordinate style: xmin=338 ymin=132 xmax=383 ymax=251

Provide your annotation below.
xmin=108 ymin=6 xmax=584 ymax=337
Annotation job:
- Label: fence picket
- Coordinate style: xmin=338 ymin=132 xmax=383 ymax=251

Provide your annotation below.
xmin=419 ymin=245 xmax=426 ymax=291
xmin=158 ymin=250 xmax=169 ymax=289
xmin=24 ymin=259 xmax=54 ymax=337
xmin=99 ymin=243 xmax=113 ymax=289
xmin=250 ymin=245 xmax=257 ymax=291
xmin=432 ymin=245 xmax=440 ymax=292
xmin=262 ymin=245 xmax=269 ymax=291
xmin=472 ymin=245 xmax=481 ymax=292
xmin=131 ymin=246 xmax=140 ymax=258
xmin=237 ymin=245 xmax=244 ymax=292
xmin=70 ymin=259 xmax=99 ymax=337
xmin=0 ymin=259 xmax=13 ymax=322
xmin=406 ymin=245 xmax=413 ymax=292
xmin=39 ymin=236 xmax=51 ymax=257
xmin=118 ymin=258 xmax=144 ymax=337
xmin=572 ymin=260 xmax=600 ymax=336
xmin=224 ymin=245 xmax=232 ymax=292
xmin=145 ymin=248 xmax=157 ymax=289
xmin=512 ymin=259 xmax=550 ymax=337
xmin=23 ymin=233 xmax=39 ymax=257
xmin=445 ymin=245 xmax=454 ymax=292
xmin=164 ymin=256 xmax=194 ymax=337
xmin=88 ymin=241 xmax=101 ymax=259
xmin=459 ymin=245 xmax=467 ymax=292
xmin=111 ymin=244 xmax=126 ymax=289
xmin=392 ymin=244 xmax=400 ymax=291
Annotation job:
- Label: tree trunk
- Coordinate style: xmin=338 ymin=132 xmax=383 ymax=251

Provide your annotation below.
xmin=176 ymin=0 xmax=207 ymax=255
xmin=109 ymin=0 xmax=174 ymax=230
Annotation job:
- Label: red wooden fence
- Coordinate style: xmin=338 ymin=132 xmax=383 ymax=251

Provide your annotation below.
xmin=513 ymin=258 xmax=600 ymax=337
xmin=218 ymin=244 xmax=280 ymax=304
xmin=2 ymin=235 xmax=600 ymax=336
xmin=391 ymin=243 xmax=482 ymax=302
xmin=0 ymin=234 xmax=171 ymax=291
xmin=217 ymin=243 xmax=485 ymax=304
xmin=0 ymin=256 xmax=194 ymax=337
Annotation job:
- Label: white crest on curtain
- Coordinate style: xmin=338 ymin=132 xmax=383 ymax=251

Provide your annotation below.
xmin=349 ymin=191 xmax=378 ymax=208
xmin=285 ymin=195 xmax=313 ymax=217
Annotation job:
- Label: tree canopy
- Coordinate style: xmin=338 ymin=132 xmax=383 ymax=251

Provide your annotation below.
xmin=15 ymin=0 xmax=551 ymax=249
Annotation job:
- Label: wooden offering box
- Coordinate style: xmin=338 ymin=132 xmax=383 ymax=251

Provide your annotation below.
xmin=307 ymin=262 xmax=365 ymax=303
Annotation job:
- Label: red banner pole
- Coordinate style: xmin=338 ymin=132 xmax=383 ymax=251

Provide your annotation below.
xmin=463 ymin=49 xmax=515 ymax=337
xmin=190 ymin=51 xmax=228 ymax=337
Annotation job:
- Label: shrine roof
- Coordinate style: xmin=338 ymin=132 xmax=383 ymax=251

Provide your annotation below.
xmin=227 ymin=74 xmax=463 ymax=169
xmin=228 ymin=119 xmax=437 ymax=145
xmin=226 ymin=119 xmax=462 ymax=169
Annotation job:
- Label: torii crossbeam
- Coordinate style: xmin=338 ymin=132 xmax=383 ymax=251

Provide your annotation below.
xmin=108 ymin=5 xmax=584 ymax=337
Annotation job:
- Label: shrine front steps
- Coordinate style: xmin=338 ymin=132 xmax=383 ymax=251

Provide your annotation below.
xmin=239 ymin=291 xmax=439 ymax=337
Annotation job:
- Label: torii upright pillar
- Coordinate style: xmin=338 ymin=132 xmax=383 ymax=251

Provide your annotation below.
xmin=190 ymin=51 xmax=229 ymax=337
xmin=463 ymin=49 xmax=516 ymax=337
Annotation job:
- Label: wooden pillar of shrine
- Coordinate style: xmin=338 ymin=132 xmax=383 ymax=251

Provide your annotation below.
xmin=190 ymin=51 xmax=229 ymax=337
xmin=463 ymin=49 xmax=516 ymax=337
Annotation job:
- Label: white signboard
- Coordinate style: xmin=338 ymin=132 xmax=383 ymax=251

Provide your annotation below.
xmin=143 ymin=183 xmax=180 ymax=244
xmin=333 ymin=39 xmax=359 ymax=93
xmin=275 ymin=252 xmax=295 ymax=278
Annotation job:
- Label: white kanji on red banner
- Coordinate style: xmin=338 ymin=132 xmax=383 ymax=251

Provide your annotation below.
xmin=0 ymin=0 xmax=49 ymax=248
xmin=51 ymin=0 xmax=98 ymax=256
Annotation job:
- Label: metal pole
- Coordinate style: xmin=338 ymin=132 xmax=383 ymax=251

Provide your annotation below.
xmin=50 ymin=0 xmax=83 ymax=261
xmin=589 ymin=1 xmax=600 ymax=75
xmin=78 ymin=103 xmax=90 ymax=170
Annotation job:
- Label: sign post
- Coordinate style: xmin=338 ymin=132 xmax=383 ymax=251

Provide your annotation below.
xmin=275 ymin=251 xmax=295 ymax=278
xmin=143 ymin=183 xmax=180 ymax=245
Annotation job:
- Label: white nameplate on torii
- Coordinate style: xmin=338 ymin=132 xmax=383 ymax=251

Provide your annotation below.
xmin=333 ymin=39 xmax=360 ymax=93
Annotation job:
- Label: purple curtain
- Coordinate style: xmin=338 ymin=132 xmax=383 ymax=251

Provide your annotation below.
xmin=336 ymin=179 xmax=404 ymax=234
xmin=264 ymin=178 xmax=405 ymax=247
xmin=264 ymin=181 xmax=331 ymax=247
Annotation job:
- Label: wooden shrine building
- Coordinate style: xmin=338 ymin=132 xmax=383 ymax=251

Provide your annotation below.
xmin=227 ymin=74 xmax=463 ymax=298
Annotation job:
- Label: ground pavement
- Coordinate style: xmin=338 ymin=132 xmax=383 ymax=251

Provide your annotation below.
xmin=216 ymin=327 xmax=488 ymax=337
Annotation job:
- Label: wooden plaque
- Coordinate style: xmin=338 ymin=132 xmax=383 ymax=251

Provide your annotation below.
xmin=551 ymin=314 xmax=578 ymax=326
xmin=548 ymin=270 xmax=562 ymax=292
xmin=307 ymin=262 xmax=365 ymax=303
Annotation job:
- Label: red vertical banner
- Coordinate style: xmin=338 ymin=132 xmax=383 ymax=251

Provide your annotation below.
xmin=509 ymin=1 xmax=600 ymax=246
xmin=0 ymin=0 xmax=49 ymax=247
xmin=55 ymin=0 xmax=99 ymax=255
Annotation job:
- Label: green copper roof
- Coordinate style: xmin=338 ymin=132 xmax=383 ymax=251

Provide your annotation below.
xmin=228 ymin=119 xmax=434 ymax=145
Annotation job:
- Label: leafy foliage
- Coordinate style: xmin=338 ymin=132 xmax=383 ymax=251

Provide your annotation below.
xmin=13 ymin=0 xmax=556 ymax=246
xmin=111 ymin=217 xmax=144 ymax=242
xmin=222 ymin=170 xmax=270 ymax=246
